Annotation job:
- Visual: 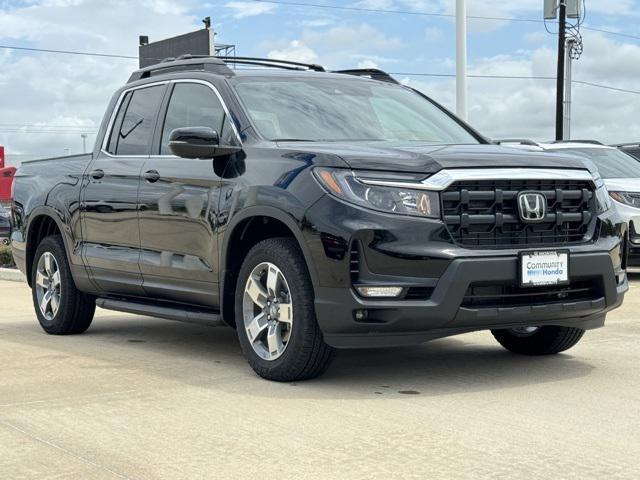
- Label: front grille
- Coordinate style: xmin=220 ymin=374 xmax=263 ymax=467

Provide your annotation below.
xmin=441 ymin=179 xmax=596 ymax=247
xmin=462 ymin=280 xmax=601 ymax=309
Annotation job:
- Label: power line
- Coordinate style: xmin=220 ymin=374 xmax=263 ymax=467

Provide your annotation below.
xmin=246 ymin=0 xmax=640 ymax=41
xmin=572 ymin=80 xmax=640 ymax=95
xmin=0 ymin=124 xmax=96 ymax=129
xmin=392 ymin=72 xmax=557 ymax=80
xmin=0 ymin=44 xmax=137 ymax=59
xmin=246 ymin=0 xmax=543 ymax=23
xmin=1 ymin=44 xmax=639 ymax=97
xmin=0 ymin=130 xmax=97 ymax=134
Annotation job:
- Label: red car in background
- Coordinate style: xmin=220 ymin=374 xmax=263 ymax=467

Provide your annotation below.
xmin=0 ymin=146 xmax=16 ymax=203
xmin=0 ymin=146 xmax=14 ymax=243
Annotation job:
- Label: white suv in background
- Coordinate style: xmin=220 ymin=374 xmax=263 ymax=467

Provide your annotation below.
xmin=498 ymin=140 xmax=640 ymax=271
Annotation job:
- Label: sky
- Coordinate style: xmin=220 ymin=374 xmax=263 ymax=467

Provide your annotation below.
xmin=2 ymin=0 xmax=640 ymax=156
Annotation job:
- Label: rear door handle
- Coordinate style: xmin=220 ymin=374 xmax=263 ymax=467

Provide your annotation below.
xmin=90 ymin=169 xmax=104 ymax=180
xmin=143 ymin=170 xmax=160 ymax=183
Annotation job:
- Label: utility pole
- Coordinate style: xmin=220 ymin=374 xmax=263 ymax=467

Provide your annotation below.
xmin=555 ymin=0 xmax=567 ymax=140
xmin=563 ymin=39 xmax=575 ymax=140
xmin=81 ymin=134 xmax=88 ymax=154
xmin=456 ymin=0 xmax=468 ymax=121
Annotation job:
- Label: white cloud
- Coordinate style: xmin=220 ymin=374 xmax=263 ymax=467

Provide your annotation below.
xmin=268 ymin=40 xmax=319 ymax=63
xmin=405 ymin=32 xmax=640 ymax=144
xmin=224 ymin=1 xmax=275 ymax=19
xmin=357 ymin=59 xmax=379 ymax=69
xmin=0 ymin=0 xmax=200 ymax=155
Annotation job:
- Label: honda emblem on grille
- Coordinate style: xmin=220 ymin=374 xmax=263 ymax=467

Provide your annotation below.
xmin=517 ymin=192 xmax=547 ymax=223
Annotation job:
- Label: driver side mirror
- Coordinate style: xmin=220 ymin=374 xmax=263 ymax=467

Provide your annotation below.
xmin=168 ymin=127 xmax=241 ymax=159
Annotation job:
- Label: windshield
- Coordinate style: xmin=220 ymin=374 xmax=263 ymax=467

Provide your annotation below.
xmin=231 ymin=76 xmax=480 ymax=144
xmin=558 ymin=148 xmax=640 ymax=179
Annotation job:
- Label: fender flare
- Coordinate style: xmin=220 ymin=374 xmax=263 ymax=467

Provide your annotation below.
xmin=25 ymin=206 xmax=76 ymax=284
xmin=220 ymin=205 xmax=319 ymax=287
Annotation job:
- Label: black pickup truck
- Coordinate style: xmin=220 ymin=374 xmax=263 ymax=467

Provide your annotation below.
xmin=11 ymin=57 xmax=629 ymax=381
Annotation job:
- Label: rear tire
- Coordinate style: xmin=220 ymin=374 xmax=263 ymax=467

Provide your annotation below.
xmin=31 ymin=235 xmax=95 ymax=335
xmin=235 ymin=237 xmax=335 ymax=381
xmin=491 ymin=326 xmax=585 ymax=355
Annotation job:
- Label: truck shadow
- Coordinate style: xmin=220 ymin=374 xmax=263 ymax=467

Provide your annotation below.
xmin=43 ymin=313 xmax=596 ymax=399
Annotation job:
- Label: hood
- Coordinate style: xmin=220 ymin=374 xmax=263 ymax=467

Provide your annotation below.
xmin=604 ymin=178 xmax=640 ymax=193
xmin=276 ymin=141 xmax=595 ymax=175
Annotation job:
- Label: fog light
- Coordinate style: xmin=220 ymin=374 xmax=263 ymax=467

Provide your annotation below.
xmin=354 ymin=309 xmax=368 ymax=321
xmin=356 ymin=286 xmax=403 ymax=298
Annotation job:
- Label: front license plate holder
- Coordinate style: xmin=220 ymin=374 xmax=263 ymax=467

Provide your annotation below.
xmin=519 ymin=250 xmax=570 ymax=288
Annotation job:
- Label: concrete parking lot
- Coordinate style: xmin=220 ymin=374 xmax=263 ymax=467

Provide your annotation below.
xmin=0 ymin=278 xmax=639 ymax=480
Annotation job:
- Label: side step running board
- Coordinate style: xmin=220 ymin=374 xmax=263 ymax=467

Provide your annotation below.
xmin=96 ymin=298 xmax=225 ymax=326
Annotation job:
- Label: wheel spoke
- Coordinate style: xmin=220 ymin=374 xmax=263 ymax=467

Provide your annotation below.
xmin=50 ymin=293 xmax=60 ymax=314
xmin=266 ymin=323 xmax=283 ymax=356
xmin=245 ymin=276 xmax=268 ymax=308
xmin=44 ymin=253 xmax=54 ymax=276
xmin=51 ymin=271 xmax=61 ymax=289
xmin=277 ymin=302 xmax=293 ymax=324
xmin=266 ymin=266 xmax=279 ymax=296
xmin=246 ymin=313 xmax=268 ymax=343
xmin=36 ymin=271 xmax=49 ymax=289
xmin=40 ymin=290 xmax=52 ymax=315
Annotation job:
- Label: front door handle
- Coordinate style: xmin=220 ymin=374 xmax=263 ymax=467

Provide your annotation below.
xmin=90 ymin=169 xmax=104 ymax=180
xmin=143 ymin=170 xmax=160 ymax=183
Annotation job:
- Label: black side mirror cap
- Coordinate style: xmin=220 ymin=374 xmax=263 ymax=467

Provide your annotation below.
xmin=168 ymin=127 xmax=241 ymax=159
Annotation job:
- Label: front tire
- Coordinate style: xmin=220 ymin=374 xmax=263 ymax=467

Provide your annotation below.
xmin=491 ymin=325 xmax=585 ymax=355
xmin=235 ymin=237 xmax=335 ymax=381
xmin=31 ymin=235 xmax=95 ymax=335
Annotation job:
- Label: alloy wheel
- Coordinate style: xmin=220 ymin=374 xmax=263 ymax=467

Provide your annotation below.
xmin=242 ymin=262 xmax=293 ymax=361
xmin=35 ymin=252 xmax=61 ymax=321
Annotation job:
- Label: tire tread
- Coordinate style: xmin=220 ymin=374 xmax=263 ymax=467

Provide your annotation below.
xmin=236 ymin=237 xmax=334 ymax=381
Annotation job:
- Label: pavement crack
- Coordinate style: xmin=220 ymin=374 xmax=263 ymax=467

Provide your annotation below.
xmin=0 ymin=419 xmax=137 ymax=480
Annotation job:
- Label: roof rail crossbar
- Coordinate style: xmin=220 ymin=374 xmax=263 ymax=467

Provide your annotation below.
xmin=216 ymin=56 xmax=326 ymax=72
xmin=128 ymin=56 xmax=233 ymax=83
xmin=494 ymin=139 xmax=540 ymax=146
xmin=550 ymin=139 xmax=604 ymax=145
xmin=334 ymin=69 xmax=399 ymax=84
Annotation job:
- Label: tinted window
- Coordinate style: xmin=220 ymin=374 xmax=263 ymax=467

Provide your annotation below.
xmin=106 ymin=91 xmax=131 ymax=154
xmin=114 ymin=86 xmax=164 ymax=156
xmin=231 ymin=76 xmax=478 ymax=144
xmin=560 ymin=148 xmax=640 ymax=179
xmin=160 ymin=83 xmax=226 ymax=155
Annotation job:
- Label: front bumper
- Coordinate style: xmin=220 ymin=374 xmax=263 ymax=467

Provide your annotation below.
xmin=316 ymin=252 xmax=627 ymax=348
xmin=304 ymin=195 xmax=628 ymax=348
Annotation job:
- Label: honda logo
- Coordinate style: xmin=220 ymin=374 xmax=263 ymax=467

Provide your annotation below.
xmin=518 ymin=192 xmax=547 ymax=223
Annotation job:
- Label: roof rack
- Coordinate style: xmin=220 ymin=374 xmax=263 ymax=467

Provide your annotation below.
xmin=549 ymin=139 xmax=604 ymax=145
xmin=128 ymin=55 xmax=233 ymax=83
xmin=216 ymin=56 xmax=326 ymax=72
xmin=611 ymin=142 xmax=640 ymax=148
xmin=127 ymin=55 xmax=404 ymax=85
xmin=493 ymin=139 xmax=540 ymax=146
xmin=333 ymin=69 xmax=399 ymax=84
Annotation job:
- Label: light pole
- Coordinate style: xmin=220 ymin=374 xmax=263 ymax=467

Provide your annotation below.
xmin=456 ymin=0 xmax=468 ymax=121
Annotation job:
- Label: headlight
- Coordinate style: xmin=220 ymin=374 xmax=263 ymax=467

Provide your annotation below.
xmin=313 ymin=168 xmax=440 ymax=218
xmin=609 ymin=191 xmax=640 ymax=209
xmin=593 ymin=175 xmax=612 ymax=214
